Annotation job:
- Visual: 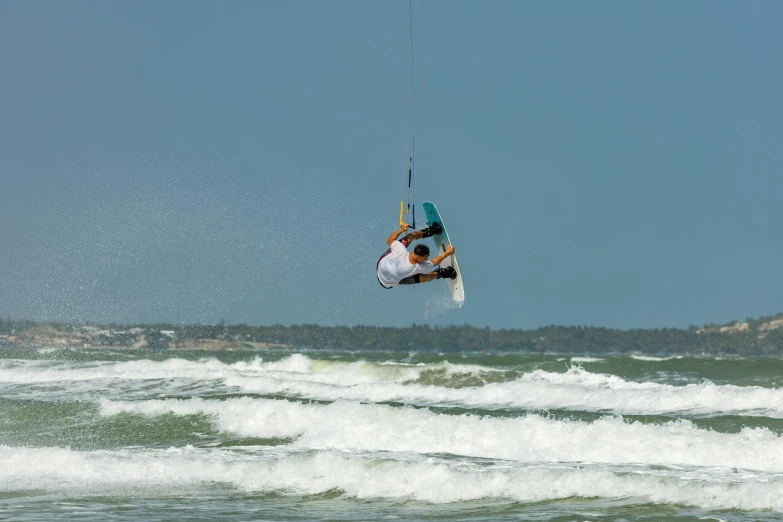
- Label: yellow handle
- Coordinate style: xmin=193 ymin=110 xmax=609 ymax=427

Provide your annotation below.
xmin=399 ymin=201 xmax=405 ymax=226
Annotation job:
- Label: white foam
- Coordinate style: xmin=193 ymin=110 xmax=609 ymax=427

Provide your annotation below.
xmin=1 ymin=445 xmax=781 ymax=510
xmin=0 ymin=358 xmax=229 ymax=383
xmin=101 ymin=397 xmax=783 ymax=473
xmin=227 ymin=365 xmax=783 ymax=417
xmin=631 ymin=355 xmax=684 ymax=362
xmin=570 ymin=357 xmax=604 ymax=363
xmin=5 ymin=356 xmax=783 ymax=417
xmin=0 ymin=354 xmax=497 ymax=387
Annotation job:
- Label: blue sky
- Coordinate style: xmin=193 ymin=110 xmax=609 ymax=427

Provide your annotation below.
xmin=1 ymin=1 xmax=782 ymax=330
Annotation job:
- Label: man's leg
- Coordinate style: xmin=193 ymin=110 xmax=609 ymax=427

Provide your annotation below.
xmin=399 ymin=267 xmax=455 ymax=285
xmin=400 ymin=221 xmax=441 ymax=246
xmin=399 ymin=272 xmax=438 ymax=285
xmin=419 ymin=272 xmax=439 ymax=283
xmin=420 ymin=267 xmax=456 ymax=283
xmin=399 ymin=230 xmax=424 ymax=247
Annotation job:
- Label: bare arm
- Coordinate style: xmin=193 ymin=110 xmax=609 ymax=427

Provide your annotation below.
xmin=386 ymin=223 xmax=410 ymax=246
xmin=431 ymin=245 xmax=456 ymax=266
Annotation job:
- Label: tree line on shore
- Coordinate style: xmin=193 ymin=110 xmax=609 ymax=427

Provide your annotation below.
xmin=2 ymin=314 xmax=782 ymax=355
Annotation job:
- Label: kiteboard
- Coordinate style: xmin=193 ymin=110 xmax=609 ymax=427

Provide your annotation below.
xmin=421 ymin=201 xmax=464 ymax=303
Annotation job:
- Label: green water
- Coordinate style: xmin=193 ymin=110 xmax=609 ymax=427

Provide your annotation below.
xmin=2 ymin=349 xmax=783 ymax=520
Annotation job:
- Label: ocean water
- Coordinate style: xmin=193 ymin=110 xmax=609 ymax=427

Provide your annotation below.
xmin=2 ymin=349 xmax=783 ymax=521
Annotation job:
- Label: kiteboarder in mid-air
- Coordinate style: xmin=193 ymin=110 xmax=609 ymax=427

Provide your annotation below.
xmin=376 ymin=222 xmax=456 ymax=289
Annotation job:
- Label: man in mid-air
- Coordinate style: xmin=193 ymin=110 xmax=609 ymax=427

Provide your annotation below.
xmin=376 ymin=222 xmax=456 ymax=289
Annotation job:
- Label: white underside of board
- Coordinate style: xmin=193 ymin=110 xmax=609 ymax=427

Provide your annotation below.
xmin=433 ymin=234 xmax=464 ymax=302
xmin=421 ymin=201 xmax=464 ymax=303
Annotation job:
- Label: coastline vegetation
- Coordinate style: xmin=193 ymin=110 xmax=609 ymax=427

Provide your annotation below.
xmin=1 ymin=314 xmax=782 ymax=355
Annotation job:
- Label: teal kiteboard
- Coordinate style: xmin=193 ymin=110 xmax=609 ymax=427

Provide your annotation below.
xmin=421 ymin=201 xmax=464 ymax=302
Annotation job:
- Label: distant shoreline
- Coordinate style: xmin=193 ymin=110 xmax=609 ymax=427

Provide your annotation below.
xmin=2 ymin=314 xmax=782 ymax=355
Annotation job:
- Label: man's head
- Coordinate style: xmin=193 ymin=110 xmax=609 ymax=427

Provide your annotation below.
xmin=410 ymin=244 xmax=430 ymax=264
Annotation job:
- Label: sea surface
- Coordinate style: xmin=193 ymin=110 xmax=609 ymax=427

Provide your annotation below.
xmin=2 ymin=348 xmax=783 ymax=521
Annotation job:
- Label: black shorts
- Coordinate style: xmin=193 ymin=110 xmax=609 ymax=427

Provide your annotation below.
xmin=377 ymin=273 xmax=421 ymax=289
xmin=399 ymin=274 xmax=421 ymax=285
